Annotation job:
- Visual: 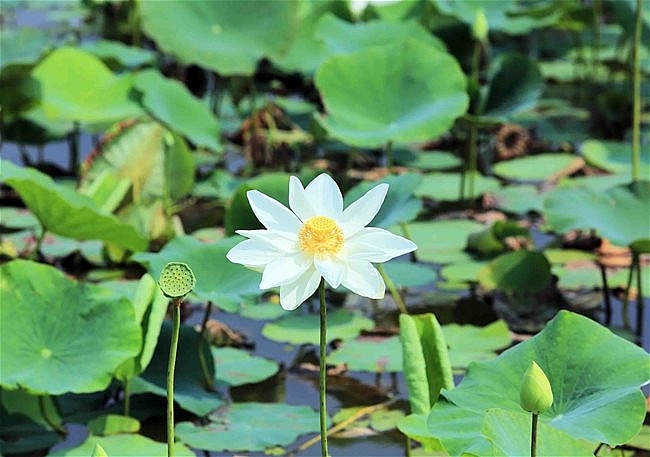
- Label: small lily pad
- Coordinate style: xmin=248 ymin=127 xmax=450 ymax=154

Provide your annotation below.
xmin=87 ymin=415 xmax=140 ymax=436
xmin=415 ymin=172 xmax=501 ymax=202
xmin=262 ymin=310 xmax=374 ymax=345
xmin=407 ymin=220 xmax=484 ymax=264
xmin=492 ymin=153 xmax=583 ymax=183
xmin=486 ymin=184 xmax=546 ymax=215
xmin=442 ymin=320 xmax=512 ymax=370
xmin=0 ymin=207 xmax=38 ymax=229
xmin=581 ymin=139 xmax=650 ymax=176
xmin=175 ymin=402 xmax=323 ymax=452
xmin=382 ymin=261 xmax=436 ymax=288
xmin=238 ymin=301 xmax=287 ymax=320
xmin=329 ymin=336 xmax=402 ymax=372
xmin=212 ymin=347 xmax=278 ymax=386
xmin=49 ymin=433 xmax=195 ymax=457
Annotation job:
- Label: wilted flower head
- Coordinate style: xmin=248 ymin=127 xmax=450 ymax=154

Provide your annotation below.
xmin=226 ymin=173 xmax=417 ymax=310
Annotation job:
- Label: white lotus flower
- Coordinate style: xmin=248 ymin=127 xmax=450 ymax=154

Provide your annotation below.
xmin=226 ymin=173 xmax=417 ymax=311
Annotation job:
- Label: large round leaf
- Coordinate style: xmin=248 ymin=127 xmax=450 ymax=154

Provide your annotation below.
xmin=29 ymin=47 xmax=142 ymax=127
xmin=175 ymin=402 xmax=323 ymax=452
xmin=0 ymin=260 xmax=141 ymax=395
xmin=544 ymin=180 xmax=650 ymax=246
xmin=439 ymin=310 xmax=650 ymax=445
xmin=1 ymin=160 xmax=148 ymax=252
xmin=140 ymin=1 xmax=299 ymax=76
xmin=49 ymin=433 xmax=195 ymax=457
xmin=315 ymin=39 xmax=468 ymax=148
xmin=133 ymin=236 xmax=261 ymax=312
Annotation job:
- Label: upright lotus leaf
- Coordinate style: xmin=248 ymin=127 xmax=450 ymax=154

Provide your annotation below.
xmin=438 ymin=311 xmax=650 ymax=445
xmin=344 ymin=173 xmax=422 ymax=228
xmin=315 ymin=39 xmax=468 ymax=148
xmin=0 ymin=260 xmax=142 ymax=395
xmin=1 ymin=160 xmax=148 ymax=252
xmin=131 ymin=322 xmax=222 ymax=417
xmin=133 ymin=69 xmax=221 ymax=152
xmin=175 ymin=403 xmax=323 ymax=452
xmin=133 ymin=236 xmax=261 ymax=312
xmin=544 ymin=180 xmax=650 ymax=247
xmin=481 ymin=53 xmax=544 ymax=118
xmin=29 ymin=46 xmax=142 ymax=128
xmin=477 ymin=250 xmax=551 ymax=293
xmin=314 ymin=14 xmax=446 ymax=57
xmin=79 ymin=121 xmax=195 ymax=205
xmin=399 ymin=313 xmax=454 ymax=415
xmin=139 ymin=0 xmax=299 ymax=76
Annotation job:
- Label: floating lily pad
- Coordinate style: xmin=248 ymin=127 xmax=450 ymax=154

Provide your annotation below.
xmin=1 ymin=160 xmax=148 ymax=251
xmin=407 ymin=220 xmax=484 ymax=263
xmin=442 ymin=320 xmax=512 ymax=370
xmin=315 ymin=39 xmax=468 ymax=148
xmin=344 ymin=173 xmax=422 ymax=228
xmin=440 ymin=259 xmax=488 ymax=284
xmin=50 ymin=433 xmax=194 ymax=457
xmin=87 ymin=415 xmax=140 ymax=436
xmin=140 ymin=1 xmax=299 ymax=76
xmin=329 ymin=336 xmax=402 ymax=372
xmin=0 ymin=260 xmax=141 ymax=395
xmin=394 ymin=149 xmax=462 ymax=170
xmin=1 ymin=27 xmax=52 ymax=69
xmin=80 ymin=40 xmax=156 ymax=68
xmin=486 ymin=184 xmax=546 ymax=215
xmin=29 ymin=46 xmax=142 ymax=127
xmin=492 ymin=153 xmax=583 ymax=183
xmin=581 ymin=139 xmax=650 ymax=176
xmin=382 ymin=261 xmax=436 ymax=288
xmin=0 ymin=207 xmax=38 ymax=229
xmin=132 ymin=322 xmax=222 ymax=417
xmin=212 ymin=347 xmax=278 ymax=386
xmin=438 ymin=311 xmax=650 ymax=446
xmin=415 ymin=172 xmax=501 ymax=202
xmin=133 ymin=69 xmax=221 ymax=152
xmin=262 ymin=310 xmax=374 ymax=345
xmin=133 ymin=236 xmax=261 ymax=312
xmin=175 ymin=402 xmax=323 ymax=452
xmin=238 ymin=301 xmax=287 ymax=320
xmin=544 ymin=180 xmax=650 ymax=247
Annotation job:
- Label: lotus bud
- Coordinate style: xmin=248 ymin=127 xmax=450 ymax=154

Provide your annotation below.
xmin=472 ymin=8 xmax=489 ymax=43
xmin=520 ymin=361 xmax=553 ymax=414
xmin=158 ymin=262 xmax=196 ymax=299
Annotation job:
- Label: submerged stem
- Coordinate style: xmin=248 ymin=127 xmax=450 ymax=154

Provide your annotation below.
xmin=167 ymin=299 xmax=181 ymax=457
xmin=318 ymin=279 xmax=329 ymax=457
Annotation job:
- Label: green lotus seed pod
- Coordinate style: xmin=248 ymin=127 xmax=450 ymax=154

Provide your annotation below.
xmin=520 ymin=361 xmax=553 ymax=414
xmin=158 ymin=262 xmax=196 ymax=298
xmin=472 ymin=8 xmax=489 ymax=43
xmin=91 ymin=443 xmax=109 ymax=457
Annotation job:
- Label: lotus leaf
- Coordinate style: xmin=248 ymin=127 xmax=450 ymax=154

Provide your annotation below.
xmin=415 ymin=172 xmax=501 ymax=202
xmin=0 ymin=260 xmax=141 ymax=395
xmin=438 ymin=311 xmax=650 ymax=445
xmin=49 ymin=433 xmax=194 ymax=456
xmin=492 ymin=153 xmax=583 ymax=183
xmin=211 ymin=347 xmax=278 ymax=386
xmin=580 ymin=139 xmax=650 ymax=176
xmin=175 ymin=402 xmax=323 ymax=452
xmin=139 ymin=0 xmax=299 ymax=76
xmin=1 ymin=160 xmax=148 ymax=251
xmin=315 ymin=39 xmax=468 ymax=148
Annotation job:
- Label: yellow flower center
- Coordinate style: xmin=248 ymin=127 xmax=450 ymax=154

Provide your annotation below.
xmin=298 ymin=216 xmax=344 ymax=256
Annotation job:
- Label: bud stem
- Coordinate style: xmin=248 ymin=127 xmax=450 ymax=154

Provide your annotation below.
xmin=167 ymin=298 xmax=181 ymax=457
xmin=530 ymin=412 xmax=539 ymax=457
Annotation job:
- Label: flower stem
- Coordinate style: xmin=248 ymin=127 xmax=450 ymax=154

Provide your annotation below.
xmin=123 ymin=377 xmax=131 ymax=417
xmin=530 ymin=413 xmax=539 ymax=457
xmin=377 ymin=263 xmax=408 ymax=314
xmin=197 ymin=301 xmax=215 ymax=390
xmin=631 ymin=0 xmax=642 ymax=183
xmin=167 ymin=298 xmax=181 ymax=457
xmin=318 ymin=279 xmax=329 ymax=457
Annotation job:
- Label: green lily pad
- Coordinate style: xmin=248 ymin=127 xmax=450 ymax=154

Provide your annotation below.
xmin=87 ymin=414 xmax=140 ymax=436
xmin=262 ymin=310 xmax=374 ymax=345
xmin=0 ymin=406 xmax=60 ymax=455
xmin=315 ymin=39 xmax=468 ymax=148
xmin=544 ymin=248 xmax=596 ymax=264
xmin=544 ymin=180 xmax=650 ymax=246
xmin=133 ymin=69 xmax=221 ymax=152
xmin=175 ymin=402 xmax=323 ymax=452
xmin=29 ymin=46 xmax=142 ymax=127
xmin=382 ymin=261 xmax=436 ymax=288
xmin=1 ymin=27 xmax=51 ymax=69
xmin=439 ymin=311 xmax=650 ymax=445
xmin=49 ymin=433 xmax=194 ymax=457
xmin=0 ymin=259 xmax=141 ymax=395
xmin=415 ymin=172 xmax=501 ymax=202
xmin=442 ymin=320 xmax=512 ymax=370
xmin=492 ymin=153 xmax=583 ymax=183
xmin=406 ymin=220 xmax=484 ymax=263
xmin=394 ymin=149 xmax=463 ymax=171
xmin=212 ymin=347 xmax=278 ymax=386
xmin=38 ymin=234 xmax=104 ymax=263
xmin=133 ymin=236 xmax=261 ymax=313
xmin=314 ymin=14 xmax=446 ymax=57
xmin=477 ymin=250 xmax=552 ymax=293
xmin=1 ymin=160 xmax=148 ymax=251
xmin=486 ymin=184 xmax=546 ymax=215
xmin=132 ymin=322 xmax=222 ymax=417
xmin=329 ymin=336 xmax=402 ymax=372
xmin=0 ymin=207 xmax=39 ymax=229
xmin=440 ymin=259 xmax=488 ymax=283
xmin=344 ymin=173 xmax=422 ymax=228
xmin=581 ymin=139 xmax=650 ymax=176
xmin=238 ymin=301 xmax=287 ymax=320
xmin=140 ymin=1 xmax=299 ymax=76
